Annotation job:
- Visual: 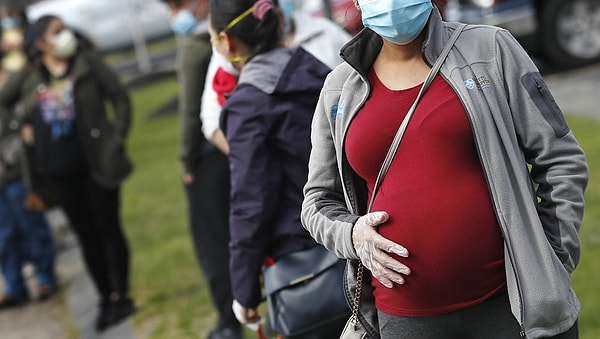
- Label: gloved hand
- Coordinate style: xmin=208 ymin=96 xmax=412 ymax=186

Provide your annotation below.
xmin=352 ymin=211 xmax=411 ymax=288
xmin=232 ymin=299 xmax=263 ymax=331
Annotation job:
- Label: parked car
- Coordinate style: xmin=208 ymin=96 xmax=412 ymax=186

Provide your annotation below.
xmin=25 ymin=0 xmax=173 ymax=53
xmin=444 ymin=0 xmax=600 ymax=68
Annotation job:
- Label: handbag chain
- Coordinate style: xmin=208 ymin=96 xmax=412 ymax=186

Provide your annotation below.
xmin=347 ymin=23 xmax=466 ymax=332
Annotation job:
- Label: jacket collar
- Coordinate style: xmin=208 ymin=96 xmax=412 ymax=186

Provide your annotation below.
xmin=237 ymin=47 xmax=293 ymax=95
xmin=237 ymin=47 xmax=330 ymax=96
xmin=340 ymin=7 xmax=446 ymax=76
xmin=36 ymin=51 xmax=91 ymax=83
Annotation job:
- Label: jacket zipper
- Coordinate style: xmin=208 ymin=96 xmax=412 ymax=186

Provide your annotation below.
xmin=338 ymin=62 xmax=380 ymax=338
xmin=442 ymin=73 xmax=528 ymax=337
xmin=339 ymin=70 xmax=371 ymax=216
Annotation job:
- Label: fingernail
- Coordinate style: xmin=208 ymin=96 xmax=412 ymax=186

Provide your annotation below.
xmin=396 ymin=248 xmax=408 ymax=257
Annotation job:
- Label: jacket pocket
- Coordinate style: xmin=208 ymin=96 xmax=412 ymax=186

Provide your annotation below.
xmin=521 ymin=72 xmax=569 ymax=138
xmin=93 ymin=124 xmax=133 ymax=188
xmin=101 ymin=139 xmax=133 ymax=183
xmin=521 ymin=236 xmax=574 ymax=333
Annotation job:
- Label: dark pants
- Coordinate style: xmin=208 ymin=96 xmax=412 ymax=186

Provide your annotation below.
xmin=286 ymin=316 xmax=348 ymax=339
xmin=184 ymin=149 xmax=239 ymax=331
xmin=46 ymin=173 xmax=130 ymax=300
xmin=0 ymin=178 xmax=56 ymax=297
xmin=378 ymin=290 xmax=579 ymax=339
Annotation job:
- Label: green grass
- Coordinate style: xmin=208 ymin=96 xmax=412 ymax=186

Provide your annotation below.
xmin=567 ymin=115 xmax=600 ymax=339
xmin=119 ymin=77 xmax=600 ymax=338
xmin=122 ymin=76 xmax=219 ymax=338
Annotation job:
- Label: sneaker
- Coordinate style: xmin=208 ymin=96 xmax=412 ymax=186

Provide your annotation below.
xmin=0 ymin=293 xmax=29 ymax=310
xmin=95 ymin=300 xmax=111 ymax=331
xmin=96 ymin=298 xmax=137 ymax=332
xmin=36 ymin=284 xmax=58 ymax=301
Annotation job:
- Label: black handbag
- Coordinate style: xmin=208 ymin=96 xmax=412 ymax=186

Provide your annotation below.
xmin=263 ymin=244 xmax=351 ymax=336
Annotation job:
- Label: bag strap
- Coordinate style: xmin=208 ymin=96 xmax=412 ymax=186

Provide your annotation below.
xmin=350 ymin=24 xmax=466 ymax=330
xmin=366 ymin=24 xmax=466 ymax=214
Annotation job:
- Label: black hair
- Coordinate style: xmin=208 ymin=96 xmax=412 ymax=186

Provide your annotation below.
xmin=22 ymin=15 xmax=56 ymax=61
xmin=30 ymin=15 xmax=57 ymax=42
xmin=26 ymin=15 xmax=95 ymax=61
xmin=209 ymin=0 xmax=281 ymax=57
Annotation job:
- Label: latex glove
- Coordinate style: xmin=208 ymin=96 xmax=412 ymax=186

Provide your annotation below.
xmin=352 ymin=211 xmax=410 ymax=288
xmin=232 ymin=299 xmax=263 ymax=331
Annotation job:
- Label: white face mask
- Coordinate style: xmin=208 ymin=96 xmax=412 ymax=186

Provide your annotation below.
xmin=51 ymin=29 xmax=78 ymax=59
xmin=211 ymin=46 xmax=239 ymax=76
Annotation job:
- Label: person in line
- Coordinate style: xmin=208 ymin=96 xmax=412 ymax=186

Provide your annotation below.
xmin=208 ymin=0 xmax=345 ymax=336
xmin=0 ymin=3 xmax=58 ymax=309
xmin=200 ymin=0 xmax=352 ymax=153
xmin=160 ymin=0 xmax=242 ymax=338
xmin=0 ymin=3 xmax=28 ymax=74
xmin=0 ymin=96 xmax=57 ymax=309
xmin=0 ymin=15 xmax=136 ymax=332
xmin=301 ymin=1 xmax=587 ymax=338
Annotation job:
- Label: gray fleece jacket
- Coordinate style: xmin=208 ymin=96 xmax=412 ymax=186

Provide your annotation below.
xmin=301 ymin=9 xmax=588 ymax=339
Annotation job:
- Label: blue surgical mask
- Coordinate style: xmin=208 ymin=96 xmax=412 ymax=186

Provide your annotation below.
xmin=170 ymin=10 xmax=198 ymax=35
xmin=359 ymin=0 xmax=433 ymax=45
xmin=1 ymin=16 xmax=21 ymax=30
xmin=279 ymin=0 xmax=295 ymax=36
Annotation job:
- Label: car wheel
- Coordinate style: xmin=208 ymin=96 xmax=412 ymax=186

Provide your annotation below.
xmin=539 ymin=0 xmax=600 ymax=68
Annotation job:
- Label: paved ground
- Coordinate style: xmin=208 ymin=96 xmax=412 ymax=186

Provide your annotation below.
xmin=0 ymin=61 xmax=598 ymax=339
xmin=545 ymin=63 xmax=600 ymax=121
xmin=0 ymin=209 xmax=136 ymax=339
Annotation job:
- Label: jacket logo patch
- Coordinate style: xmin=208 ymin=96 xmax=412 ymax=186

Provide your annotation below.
xmin=464 ymin=78 xmax=476 ymax=89
xmin=477 ymin=75 xmax=493 ymax=92
xmin=331 ymin=100 xmax=345 ymax=119
xmin=465 ymin=75 xmax=493 ymax=92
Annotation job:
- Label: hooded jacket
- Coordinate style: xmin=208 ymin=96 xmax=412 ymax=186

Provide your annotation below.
xmin=301 ymin=9 xmax=588 ymax=339
xmin=0 ymin=49 xmax=132 ymax=190
xmin=220 ymin=46 xmax=331 ymax=308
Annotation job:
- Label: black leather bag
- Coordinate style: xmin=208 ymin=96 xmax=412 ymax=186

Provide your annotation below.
xmin=263 ymin=245 xmax=350 ymax=336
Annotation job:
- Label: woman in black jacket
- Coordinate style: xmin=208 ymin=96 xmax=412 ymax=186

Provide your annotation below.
xmin=0 ymin=15 xmax=135 ymax=332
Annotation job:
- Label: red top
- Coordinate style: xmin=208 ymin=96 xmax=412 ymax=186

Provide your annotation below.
xmin=345 ymin=70 xmax=506 ymax=316
xmin=213 ymin=67 xmax=238 ymax=106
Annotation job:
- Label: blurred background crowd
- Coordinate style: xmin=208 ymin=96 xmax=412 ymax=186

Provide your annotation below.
xmin=16 ymin=0 xmax=600 ymax=70
xmin=0 ymin=0 xmax=598 ymax=338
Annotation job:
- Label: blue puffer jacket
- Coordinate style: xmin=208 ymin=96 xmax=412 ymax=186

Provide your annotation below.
xmin=220 ymin=46 xmax=331 ymax=308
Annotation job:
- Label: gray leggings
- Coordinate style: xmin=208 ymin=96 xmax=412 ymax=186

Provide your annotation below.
xmin=378 ymin=291 xmax=579 ymax=339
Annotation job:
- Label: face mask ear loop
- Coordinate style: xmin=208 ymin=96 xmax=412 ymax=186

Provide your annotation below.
xmin=217 ymin=0 xmax=274 ymax=65
xmin=222 ymin=7 xmax=254 ymax=34
xmin=227 ymin=54 xmax=251 ymax=63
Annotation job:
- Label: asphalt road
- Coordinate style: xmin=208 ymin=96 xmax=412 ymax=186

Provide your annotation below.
xmin=545 ymin=62 xmax=600 ymax=121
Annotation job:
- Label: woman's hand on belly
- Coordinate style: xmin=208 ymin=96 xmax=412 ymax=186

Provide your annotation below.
xmin=352 ymin=211 xmax=411 ymax=288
